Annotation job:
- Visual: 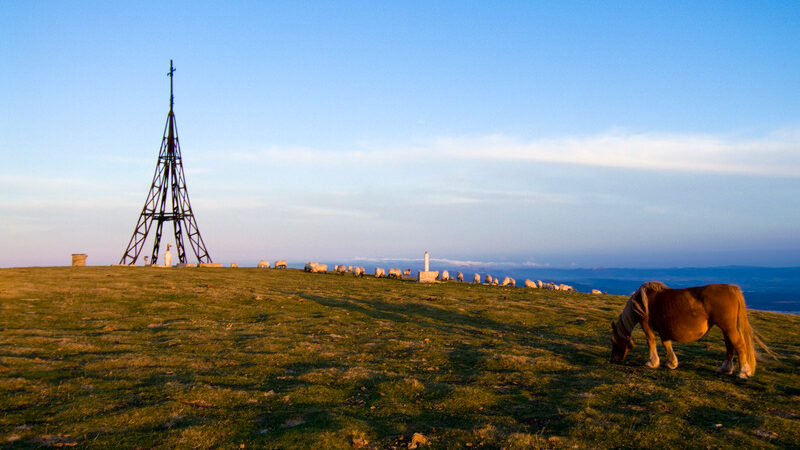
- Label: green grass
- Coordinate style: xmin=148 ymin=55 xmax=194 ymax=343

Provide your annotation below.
xmin=1 ymin=267 xmax=798 ymax=448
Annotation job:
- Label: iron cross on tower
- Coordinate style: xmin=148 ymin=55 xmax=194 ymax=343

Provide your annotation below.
xmin=119 ymin=60 xmax=212 ymax=266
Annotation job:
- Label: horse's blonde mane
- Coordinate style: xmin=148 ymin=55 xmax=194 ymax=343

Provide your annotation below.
xmin=615 ymin=282 xmax=666 ymax=339
xmin=641 ymin=281 xmax=668 ymax=292
xmin=615 ymin=299 xmax=639 ymax=339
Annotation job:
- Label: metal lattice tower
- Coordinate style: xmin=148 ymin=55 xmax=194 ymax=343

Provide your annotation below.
xmin=120 ymin=60 xmax=212 ymax=266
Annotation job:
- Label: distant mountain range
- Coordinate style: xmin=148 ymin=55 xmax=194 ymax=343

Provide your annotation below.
xmin=498 ymin=266 xmax=800 ymax=314
xmin=331 ymin=261 xmax=800 ymax=314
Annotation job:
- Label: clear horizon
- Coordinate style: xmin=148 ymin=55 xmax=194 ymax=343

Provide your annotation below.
xmin=2 ymin=2 xmax=799 ymax=269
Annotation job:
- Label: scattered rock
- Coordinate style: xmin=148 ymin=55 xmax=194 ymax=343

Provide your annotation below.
xmin=183 ymin=399 xmax=215 ymax=408
xmin=351 ymin=436 xmax=369 ymax=448
xmin=768 ymin=408 xmax=797 ymax=419
xmin=754 ymin=428 xmax=778 ymax=440
xmin=408 ymin=432 xmax=428 ymax=449
xmin=281 ymin=417 xmax=305 ymax=428
xmin=32 ymin=435 xmax=77 ymax=447
xmin=102 ymin=325 xmax=116 ymax=332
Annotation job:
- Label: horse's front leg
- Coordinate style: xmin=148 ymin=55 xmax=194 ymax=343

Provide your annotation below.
xmin=642 ymin=324 xmax=660 ymax=369
xmin=662 ymin=339 xmax=678 ymax=369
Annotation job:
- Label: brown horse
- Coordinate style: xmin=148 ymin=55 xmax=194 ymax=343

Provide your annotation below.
xmin=610 ymin=281 xmax=762 ymax=378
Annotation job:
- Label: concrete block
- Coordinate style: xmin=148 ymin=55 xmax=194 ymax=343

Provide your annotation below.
xmin=418 ymin=271 xmax=439 ymax=283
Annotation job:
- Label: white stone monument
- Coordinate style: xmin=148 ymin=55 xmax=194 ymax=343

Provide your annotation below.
xmin=418 ymin=250 xmax=439 ymax=283
xmin=164 ymin=244 xmax=173 ymax=267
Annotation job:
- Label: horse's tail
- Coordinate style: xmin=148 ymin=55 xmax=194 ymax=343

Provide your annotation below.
xmin=735 ymin=288 xmax=757 ymax=375
xmin=752 ymin=327 xmax=779 ymax=361
xmin=735 ymin=287 xmax=780 ymax=366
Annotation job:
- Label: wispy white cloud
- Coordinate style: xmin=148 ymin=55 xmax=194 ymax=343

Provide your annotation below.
xmin=288 ymin=205 xmax=372 ymax=218
xmin=435 ymin=129 xmax=800 ymax=176
xmin=408 ymin=187 xmax=575 ymax=207
xmin=0 ymin=174 xmax=97 ymax=190
xmin=351 ymin=256 xmax=420 ymax=263
xmin=349 ymin=256 xmax=530 ymax=267
xmin=226 ymin=146 xmax=401 ymax=167
xmin=216 ymin=128 xmax=800 ymax=177
xmin=432 ymin=258 xmax=518 ymax=267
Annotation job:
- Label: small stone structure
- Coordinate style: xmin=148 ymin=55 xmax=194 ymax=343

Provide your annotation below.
xmin=71 ymin=254 xmax=87 ymax=267
xmin=198 ymin=263 xmax=223 ymax=268
xmin=418 ymin=251 xmax=439 ymax=283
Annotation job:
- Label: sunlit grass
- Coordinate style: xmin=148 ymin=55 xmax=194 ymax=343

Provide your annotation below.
xmin=1 ymin=267 xmax=798 ymax=448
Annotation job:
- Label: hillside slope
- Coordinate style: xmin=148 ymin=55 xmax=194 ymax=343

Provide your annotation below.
xmin=1 ymin=267 xmax=798 ymax=448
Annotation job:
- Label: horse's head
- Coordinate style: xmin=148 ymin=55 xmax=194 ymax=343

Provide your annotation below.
xmin=610 ymin=320 xmax=634 ymax=363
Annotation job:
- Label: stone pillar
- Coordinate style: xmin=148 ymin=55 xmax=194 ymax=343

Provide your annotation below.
xmin=418 ymin=250 xmax=438 ymax=283
xmin=71 ymin=254 xmax=87 ymax=267
xmin=164 ymin=244 xmax=173 ymax=267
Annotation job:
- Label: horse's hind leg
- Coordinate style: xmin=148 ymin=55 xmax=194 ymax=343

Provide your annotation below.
xmin=717 ymin=335 xmax=735 ymax=375
xmin=662 ymin=340 xmax=678 ymax=369
xmin=718 ymin=323 xmax=753 ymax=378
xmin=731 ymin=332 xmax=753 ymax=379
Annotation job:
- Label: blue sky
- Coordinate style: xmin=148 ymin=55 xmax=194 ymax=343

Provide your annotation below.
xmin=1 ymin=1 xmax=799 ymax=268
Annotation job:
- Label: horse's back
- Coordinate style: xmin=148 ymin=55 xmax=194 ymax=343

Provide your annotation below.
xmin=694 ymin=284 xmax=743 ymax=329
xmin=650 ymin=284 xmax=741 ymax=342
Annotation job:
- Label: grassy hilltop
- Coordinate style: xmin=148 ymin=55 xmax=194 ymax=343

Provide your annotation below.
xmin=1 ymin=267 xmax=798 ymax=448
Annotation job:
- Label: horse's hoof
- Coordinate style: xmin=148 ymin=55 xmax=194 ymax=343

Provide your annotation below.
xmin=667 ymin=361 xmax=678 ymax=370
xmin=645 ymin=361 xmax=660 ymax=369
xmin=717 ymin=366 xmax=733 ymax=375
xmin=737 ymin=372 xmax=749 ymax=380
